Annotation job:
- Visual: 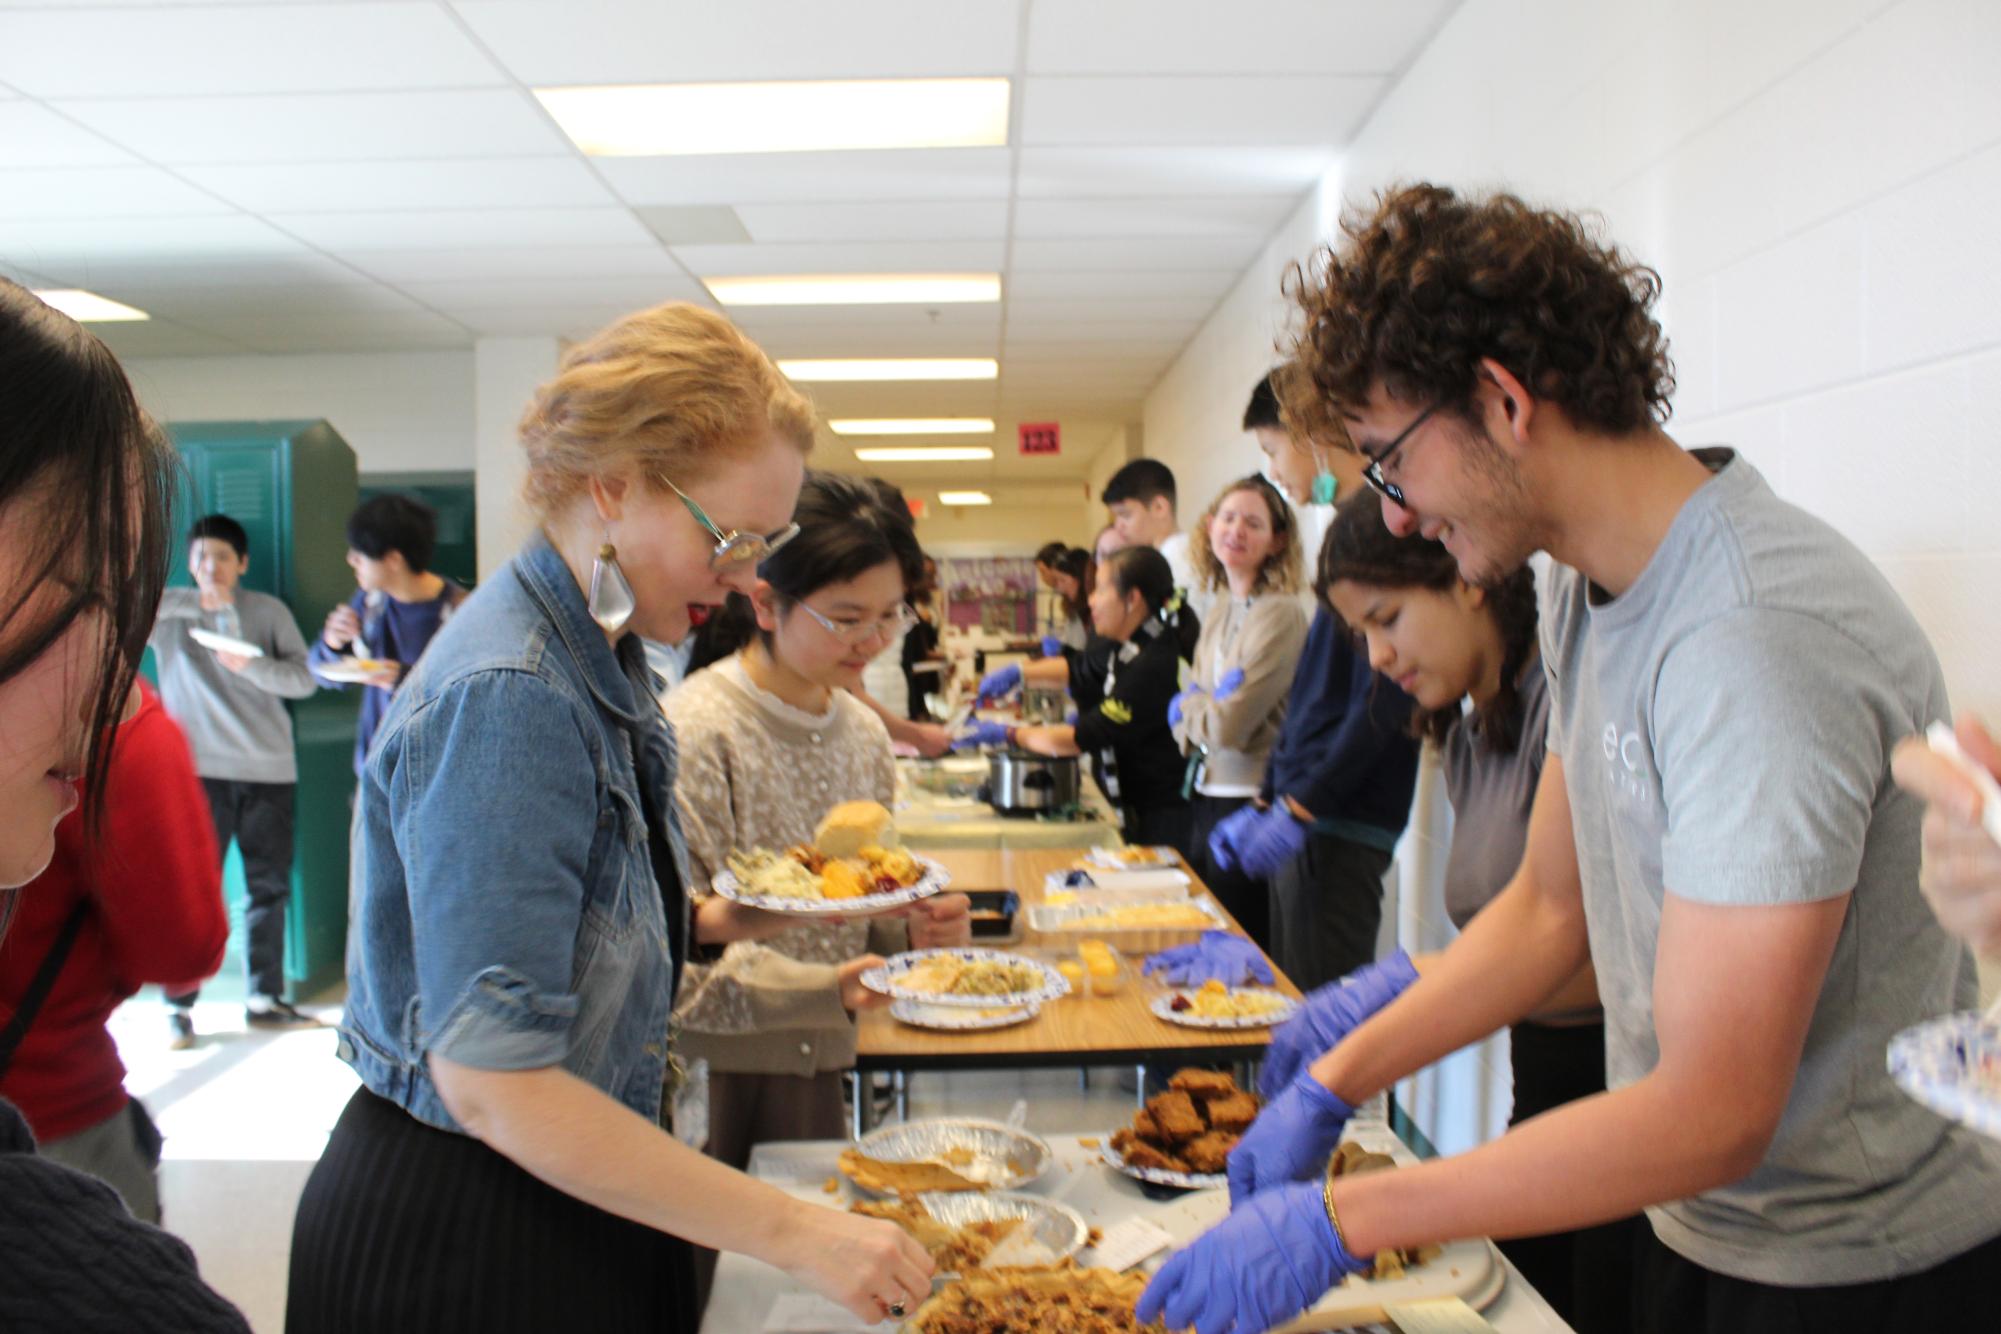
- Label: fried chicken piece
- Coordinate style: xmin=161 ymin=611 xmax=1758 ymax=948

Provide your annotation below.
xmin=1180 ymin=1130 xmax=1239 ymax=1175
xmin=1121 ymin=1139 xmax=1190 ymax=1174
xmin=1129 ymin=1109 xmax=1162 ymax=1142
xmin=1144 ymin=1090 xmax=1204 ymax=1143
xmin=1201 ymin=1090 xmax=1259 ymax=1134
xmin=1168 ymin=1067 xmax=1237 ymax=1100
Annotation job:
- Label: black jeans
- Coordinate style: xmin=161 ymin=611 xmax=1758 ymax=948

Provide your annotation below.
xmin=1498 ymin=1020 xmax=1639 ymax=1334
xmin=1635 ymin=1221 xmax=2001 ymax=1334
xmin=1189 ymin=794 xmax=1269 ymax=952
xmin=1267 ymin=830 xmax=1391 ymax=992
xmin=169 ymin=778 xmax=295 ymax=1004
xmin=1122 ymin=801 xmax=1193 ymax=864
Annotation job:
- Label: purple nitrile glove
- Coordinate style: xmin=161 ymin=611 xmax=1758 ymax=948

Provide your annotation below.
xmin=1166 ymin=684 xmax=1205 ymax=728
xmin=1039 ymin=634 xmax=1063 ymax=658
xmin=1143 ymin=931 xmax=1275 ymax=988
xmin=1206 ymin=804 xmax=1264 ymax=874
xmin=952 ymin=720 xmax=1012 ymax=751
xmin=1212 ymin=666 xmax=1246 ymax=702
xmin=1260 ymin=950 xmax=1419 ymax=1097
xmin=1227 ymin=1070 xmax=1355 ymax=1206
xmin=977 ymin=662 xmax=1022 ymax=702
xmin=1238 ymin=804 xmax=1310 ymax=878
xmin=1136 ymin=1178 xmax=1368 ymax=1334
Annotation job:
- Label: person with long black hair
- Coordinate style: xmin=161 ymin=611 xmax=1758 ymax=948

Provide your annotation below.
xmin=0 ymin=277 xmax=249 ymax=1330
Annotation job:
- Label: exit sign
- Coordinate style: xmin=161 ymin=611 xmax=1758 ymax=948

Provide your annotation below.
xmin=1018 ymin=421 xmax=1060 ymax=455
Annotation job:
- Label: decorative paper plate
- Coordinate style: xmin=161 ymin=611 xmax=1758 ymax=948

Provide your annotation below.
xmin=186 ymin=627 xmax=265 ymax=658
xmin=1097 ymin=1137 xmax=1226 ymax=1192
xmin=1149 ymin=987 xmax=1299 ymax=1030
xmin=852 ymin=1118 xmax=1054 ymax=1194
xmin=312 ymin=656 xmax=397 ymax=683
xmin=1888 ymin=1011 xmax=2001 ymax=1141
xmin=908 ymin=1191 xmax=1089 ymax=1271
xmin=891 ymin=999 xmax=1039 ymax=1031
xmin=711 ymin=853 xmax=949 ymax=916
xmin=861 ymin=947 xmax=1070 ymax=1008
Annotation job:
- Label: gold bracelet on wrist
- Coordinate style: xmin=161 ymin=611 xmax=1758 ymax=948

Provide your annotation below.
xmin=1321 ymin=1160 xmax=1354 ymax=1256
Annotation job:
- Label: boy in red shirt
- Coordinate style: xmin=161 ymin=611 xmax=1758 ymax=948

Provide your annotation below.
xmin=0 ymin=680 xmax=229 ymax=1222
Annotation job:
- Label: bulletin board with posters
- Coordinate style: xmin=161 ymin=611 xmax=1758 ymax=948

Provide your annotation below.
xmin=940 ymin=557 xmax=1035 ymax=635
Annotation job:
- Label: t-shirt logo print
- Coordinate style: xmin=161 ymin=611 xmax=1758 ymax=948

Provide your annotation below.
xmin=1601 ymin=721 xmax=1655 ymax=806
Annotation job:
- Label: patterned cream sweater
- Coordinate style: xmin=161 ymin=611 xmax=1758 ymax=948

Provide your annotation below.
xmin=667 ymin=655 xmax=908 ymax=1076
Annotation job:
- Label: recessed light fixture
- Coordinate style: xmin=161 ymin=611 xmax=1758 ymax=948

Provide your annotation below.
xmin=778 ymin=358 xmax=998 ymax=382
xmin=853 ymin=446 xmax=995 ymax=463
xmin=34 ymin=289 xmax=149 ymax=322
xmin=830 ymin=418 xmax=995 ymax=436
xmin=534 ymin=77 xmax=1010 ymax=157
xmin=706 ymin=274 xmax=999 ymax=306
xmin=938 ymin=490 xmax=993 ymax=506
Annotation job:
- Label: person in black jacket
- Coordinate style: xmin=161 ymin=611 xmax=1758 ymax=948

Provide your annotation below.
xmin=979 ymin=547 xmax=1192 ymax=857
xmin=0 ymin=278 xmax=249 ymax=1331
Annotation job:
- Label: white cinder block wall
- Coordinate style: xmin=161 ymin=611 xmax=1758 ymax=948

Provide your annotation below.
xmin=1142 ymin=0 xmax=2001 ymax=1154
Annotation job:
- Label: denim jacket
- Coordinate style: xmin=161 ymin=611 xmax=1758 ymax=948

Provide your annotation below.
xmin=336 ymin=532 xmax=691 ymax=1133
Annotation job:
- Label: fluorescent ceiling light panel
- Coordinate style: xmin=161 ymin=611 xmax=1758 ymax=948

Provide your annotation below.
xmin=938 ymin=490 xmax=993 ymax=506
xmin=535 ymin=78 xmax=1010 ymax=157
xmin=33 ymin=289 xmax=149 ymax=321
xmin=778 ymin=358 xmax=998 ymax=382
xmin=853 ymin=446 xmax=995 ymax=463
xmin=706 ymin=274 xmax=999 ymax=306
xmin=830 ymin=418 xmax=995 ymax=436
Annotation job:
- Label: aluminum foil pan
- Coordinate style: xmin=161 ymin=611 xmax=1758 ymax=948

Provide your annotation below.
xmin=853 ymin=1117 xmax=1053 ymax=1194
xmin=914 ymin=1191 xmax=1088 ymax=1271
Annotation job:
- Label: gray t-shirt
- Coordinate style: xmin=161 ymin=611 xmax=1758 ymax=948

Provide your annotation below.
xmin=1541 ymin=449 xmax=2001 ymax=1285
xmin=1440 ymin=659 xmax=1548 ymax=931
xmin=150 ymin=587 xmax=318 ymax=784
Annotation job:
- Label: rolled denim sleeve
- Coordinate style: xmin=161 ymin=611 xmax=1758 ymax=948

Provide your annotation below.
xmin=391 ymin=670 xmax=598 ymax=1070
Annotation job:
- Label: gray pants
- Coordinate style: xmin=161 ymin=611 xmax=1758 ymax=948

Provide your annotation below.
xmin=40 ymin=1099 xmax=162 ymax=1223
xmin=1269 ymin=832 xmax=1393 ymax=992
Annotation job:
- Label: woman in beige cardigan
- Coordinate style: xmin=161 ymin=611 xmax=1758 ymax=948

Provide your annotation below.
xmin=1171 ymin=475 xmax=1308 ymax=950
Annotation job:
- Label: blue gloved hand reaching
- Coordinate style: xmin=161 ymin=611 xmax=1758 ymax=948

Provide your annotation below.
xmin=1136 ymin=1179 xmax=1369 ymax=1334
xmin=1206 ymin=804 xmax=1265 ymax=874
xmin=1260 ymin=951 xmax=1420 ymax=1097
xmin=977 ymin=662 xmax=1022 ymax=702
xmin=952 ymin=720 xmax=1012 ymax=751
xmin=1166 ymin=684 xmax=1205 ymax=728
xmin=1239 ymin=803 xmax=1310 ymax=877
xmin=1211 ymin=666 xmax=1247 ymax=702
xmin=1143 ymin=931 xmax=1275 ymax=988
xmin=1039 ymin=634 xmax=1063 ymax=658
xmin=1227 ymin=1070 xmax=1355 ymax=1205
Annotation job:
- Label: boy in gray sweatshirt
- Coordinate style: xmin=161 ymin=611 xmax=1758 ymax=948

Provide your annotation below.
xmin=147 ymin=514 xmax=320 ymax=1045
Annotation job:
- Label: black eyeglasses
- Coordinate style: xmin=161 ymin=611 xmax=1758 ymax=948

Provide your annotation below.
xmin=1359 ymin=400 xmax=1442 ymax=508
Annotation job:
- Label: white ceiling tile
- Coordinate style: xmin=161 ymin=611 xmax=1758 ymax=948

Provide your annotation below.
xmin=1004 ymin=341 xmax=1184 ymax=363
xmin=1013 ymin=196 xmax=1293 ymax=239
xmin=180 ymin=158 xmax=615 ymax=213
xmin=453 ymin=0 xmax=1021 ymax=84
xmin=54 ymin=90 xmax=569 ymax=165
xmin=0 ymin=165 xmax=234 ymax=219
xmin=1009 ymin=236 xmax=1261 ymax=271
xmin=453 ymin=306 xmax=651 ymax=337
xmin=45 ymin=252 xmax=380 ymax=290
xmin=671 ymin=240 xmax=1004 ymax=277
xmin=0 ymin=215 xmax=307 ymax=271
xmin=598 ymin=148 xmax=1012 ymax=205
xmin=736 ymin=201 xmax=1009 ymax=243
xmin=1004 ymin=294 xmax=1219 ymax=323
xmin=0 ymin=6 xmax=504 ymax=98
xmin=0 ymin=102 xmax=133 ymax=167
xmin=1017 ymin=146 xmax=1333 ymax=197
xmin=1003 ymin=319 xmax=1200 ymax=344
xmin=1020 ymin=75 xmax=1385 ymax=146
xmin=134 ymin=282 xmax=431 ymax=322
xmin=92 ymin=321 xmax=253 ymax=359
xmin=1006 ymin=268 xmax=1238 ymax=301
xmin=729 ymin=302 xmax=1001 ymax=332
xmin=342 ymin=244 xmax=689 ymax=284
xmin=394 ymin=275 xmax=711 ymax=313
xmin=1024 ymin=0 xmax=1461 ymax=75
xmin=273 ymin=207 xmax=653 ymax=252
xmin=185 ymin=309 xmax=474 ymax=354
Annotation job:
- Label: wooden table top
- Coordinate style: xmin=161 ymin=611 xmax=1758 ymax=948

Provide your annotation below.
xmin=856 ymin=846 xmax=1300 ymax=1071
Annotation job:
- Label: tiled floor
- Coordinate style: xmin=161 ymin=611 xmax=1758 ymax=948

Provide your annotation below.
xmin=114 ymin=990 xmax=1139 ymax=1333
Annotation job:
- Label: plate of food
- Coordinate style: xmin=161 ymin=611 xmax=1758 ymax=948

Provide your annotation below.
xmin=186 ymin=626 xmax=265 ymax=658
xmin=1888 ymin=1011 xmax=2001 ymax=1141
xmin=890 ymin=999 xmax=1039 ymax=1032
xmin=862 ymin=947 xmax=1070 ymax=1008
xmin=1028 ymin=895 xmax=1224 ymax=935
xmin=842 ymin=1117 xmax=1053 ymax=1196
xmin=906 ymin=1261 xmax=1155 ymax=1333
xmin=312 ymin=655 xmax=397 ymax=683
xmin=1101 ymin=1069 xmax=1261 ymax=1191
xmin=1151 ymin=980 xmax=1299 ymax=1030
xmin=712 ymin=801 xmax=949 ymax=915
xmin=852 ymin=1191 xmax=1087 ymax=1275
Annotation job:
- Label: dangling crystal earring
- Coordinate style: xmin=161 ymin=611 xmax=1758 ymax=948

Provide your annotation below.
xmin=588 ymin=534 xmax=636 ymax=632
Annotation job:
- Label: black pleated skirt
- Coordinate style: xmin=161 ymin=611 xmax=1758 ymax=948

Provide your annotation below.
xmin=286 ymin=1087 xmax=698 ymax=1334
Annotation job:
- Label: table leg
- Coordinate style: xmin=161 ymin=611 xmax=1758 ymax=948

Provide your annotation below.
xmin=892 ymin=1069 xmax=909 ymax=1122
